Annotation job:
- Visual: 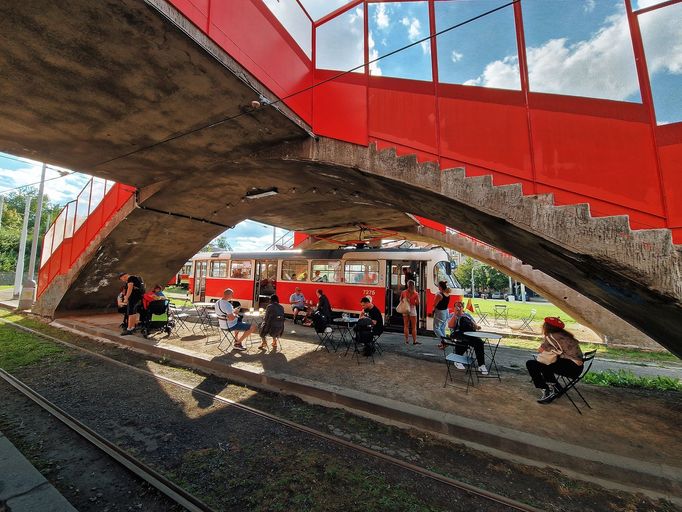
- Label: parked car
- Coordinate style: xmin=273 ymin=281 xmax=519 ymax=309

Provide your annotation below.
xmin=491 ymin=292 xmax=503 ymax=299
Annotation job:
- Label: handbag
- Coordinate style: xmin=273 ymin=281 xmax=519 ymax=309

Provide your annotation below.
xmin=536 ymin=334 xmax=563 ymax=365
xmin=395 ymin=297 xmax=411 ymax=315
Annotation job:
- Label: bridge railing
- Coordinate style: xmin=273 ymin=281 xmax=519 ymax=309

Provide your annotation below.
xmin=37 ymin=178 xmax=135 ymax=298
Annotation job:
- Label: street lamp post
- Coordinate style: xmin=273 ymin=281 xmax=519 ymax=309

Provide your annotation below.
xmin=13 ymin=196 xmax=32 ymax=299
xmin=18 ymin=163 xmax=47 ymax=310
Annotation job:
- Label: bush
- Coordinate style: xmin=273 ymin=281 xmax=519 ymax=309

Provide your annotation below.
xmin=584 ymin=370 xmax=681 ymax=392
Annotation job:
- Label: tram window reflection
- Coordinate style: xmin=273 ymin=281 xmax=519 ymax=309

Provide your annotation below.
xmin=344 ymin=260 xmax=379 ymax=285
xmin=210 ymin=261 xmax=228 ymax=278
xmin=311 ymin=260 xmax=342 ymax=283
xmin=230 ymin=260 xmax=252 ymax=279
xmin=281 ymin=260 xmax=309 ymax=281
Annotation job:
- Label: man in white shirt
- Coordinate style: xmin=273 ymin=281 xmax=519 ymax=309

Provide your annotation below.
xmin=289 ymin=287 xmax=308 ymax=324
xmin=214 ymin=288 xmax=256 ymax=350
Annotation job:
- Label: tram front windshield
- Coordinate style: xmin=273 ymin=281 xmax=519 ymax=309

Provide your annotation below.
xmin=434 ymin=261 xmax=461 ymax=289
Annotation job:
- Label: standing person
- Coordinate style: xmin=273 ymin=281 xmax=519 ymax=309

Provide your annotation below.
xmin=118 ymin=272 xmax=145 ymax=335
xmin=259 ymin=295 xmax=285 ymax=351
xmin=289 ymin=287 xmax=307 ymax=324
xmin=400 ymin=279 xmax=420 ymax=345
xmin=526 ymin=317 xmax=584 ymax=404
xmin=214 ymin=288 xmax=257 ymax=351
xmin=432 ymin=280 xmax=451 ymax=349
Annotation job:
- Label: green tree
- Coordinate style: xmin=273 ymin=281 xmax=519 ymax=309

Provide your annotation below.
xmin=454 ymin=257 xmax=510 ymax=294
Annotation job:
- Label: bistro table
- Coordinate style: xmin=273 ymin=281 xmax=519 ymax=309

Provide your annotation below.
xmin=463 ymin=331 xmax=503 ymax=380
xmin=333 ymin=317 xmax=359 ymax=354
xmin=191 ymin=301 xmax=216 ymax=334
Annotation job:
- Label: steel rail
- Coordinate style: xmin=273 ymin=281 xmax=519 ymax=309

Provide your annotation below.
xmin=0 ymin=360 xmax=215 ymax=511
xmin=0 ymin=316 xmax=543 ymax=512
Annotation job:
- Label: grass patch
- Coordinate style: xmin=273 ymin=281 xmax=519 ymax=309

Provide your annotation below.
xmin=499 ymin=337 xmax=677 ymax=364
xmin=584 ymin=370 xmax=681 ymax=391
xmin=0 ymin=285 xmax=12 ymax=290
xmin=470 ymin=298 xmax=577 ymax=324
xmin=0 ymin=312 xmax=69 ymax=372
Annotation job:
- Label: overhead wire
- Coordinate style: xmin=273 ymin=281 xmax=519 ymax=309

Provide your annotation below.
xmin=92 ymin=0 xmax=519 ymax=169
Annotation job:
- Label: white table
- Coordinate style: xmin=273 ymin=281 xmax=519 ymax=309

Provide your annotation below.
xmin=463 ymin=331 xmax=503 ymax=379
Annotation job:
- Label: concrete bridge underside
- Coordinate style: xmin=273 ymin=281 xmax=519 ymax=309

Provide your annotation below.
xmin=1 ymin=1 xmax=680 ymax=356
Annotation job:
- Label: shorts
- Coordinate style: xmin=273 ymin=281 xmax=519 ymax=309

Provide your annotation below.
xmin=404 ymin=305 xmax=417 ymax=317
xmin=293 ymin=305 xmax=308 ymax=311
xmin=127 ymin=299 xmax=141 ymax=315
xmin=228 ymin=320 xmax=252 ymax=331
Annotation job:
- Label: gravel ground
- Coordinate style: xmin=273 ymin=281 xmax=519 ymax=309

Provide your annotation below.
xmin=1 ymin=313 xmax=679 ymax=512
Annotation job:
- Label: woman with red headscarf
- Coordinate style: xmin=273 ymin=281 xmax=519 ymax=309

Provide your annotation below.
xmin=526 ymin=317 xmax=584 ymax=404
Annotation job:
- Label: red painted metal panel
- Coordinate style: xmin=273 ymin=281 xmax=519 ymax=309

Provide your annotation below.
xmin=368 ymin=76 xmax=438 ymax=155
xmin=60 ymin=239 xmax=73 ymax=278
xmin=413 ymin=216 xmax=445 ymax=234
xmin=438 ymin=87 xmax=532 ymax=181
xmin=166 ymin=0 xmax=209 ymax=32
xmin=207 ymin=0 xmax=313 ymax=123
xmin=293 ymin=232 xmax=309 ymax=247
xmin=204 ymin=278 xmax=252 ymax=302
xmin=48 ymin=245 xmax=62 ymax=283
xmin=658 ymin=140 xmax=682 ymax=234
xmin=530 ymin=102 xmax=664 ymax=218
xmin=313 ymin=70 xmax=367 ymax=145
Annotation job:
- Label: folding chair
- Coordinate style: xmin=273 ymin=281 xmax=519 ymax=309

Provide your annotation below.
xmin=351 ymin=327 xmax=376 ymax=365
xmin=493 ymin=305 xmax=508 ymax=326
xmin=553 ymin=350 xmax=597 ymax=414
xmin=444 ymin=341 xmax=478 ymax=392
xmin=169 ymin=305 xmax=190 ymax=336
xmin=314 ymin=325 xmax=336 ymax=352
xmin=511 ymin=308 xmax=536 ymax=333
xmin=217 ymin=326 xmax=238 ymax=352
xmin=372 ymin=332 xmax=383 ymax=355
xmin=474 ymin=304 xmax=490 ymax=326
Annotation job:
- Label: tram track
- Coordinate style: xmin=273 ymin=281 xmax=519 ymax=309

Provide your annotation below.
xmin=0 ymin=315 xmax=543 ymax=512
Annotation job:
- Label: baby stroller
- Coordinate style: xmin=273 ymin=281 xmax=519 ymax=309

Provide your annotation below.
xmin=139 ymin=299 xmax=174 ymax=338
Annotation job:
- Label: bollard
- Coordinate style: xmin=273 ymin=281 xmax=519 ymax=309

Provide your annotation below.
xmin=17 ymin=278 xmax=36 ymax=311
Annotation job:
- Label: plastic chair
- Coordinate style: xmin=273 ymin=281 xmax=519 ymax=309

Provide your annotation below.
xmin=474 ymin=304 xmax=490 ymax=326
xmin=554 ymin=349 xmax=597 ymax=414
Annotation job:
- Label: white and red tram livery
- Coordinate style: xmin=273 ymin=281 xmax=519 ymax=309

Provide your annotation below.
xmin=188 ymin=248 xmax=464 ymax=331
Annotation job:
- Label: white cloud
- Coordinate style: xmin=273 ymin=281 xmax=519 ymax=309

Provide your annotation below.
xmin=584 ymin=0 xmax=596 ymax=13
xmin=401 ymin=16 xmax=421 ymax=42
xmin=451 ymin=50 xmax=463 ymax=63
xmin=375 ymin=3 xmax=390 ymax=30
xmin=0 ymin=159 xmax=91 ymax=206
xmin=368 ymin=32 xmax=382 ymax=76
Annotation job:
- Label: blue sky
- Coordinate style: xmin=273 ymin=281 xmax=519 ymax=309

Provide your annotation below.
xmin=2 ymin=0 xmax=679 ymax=251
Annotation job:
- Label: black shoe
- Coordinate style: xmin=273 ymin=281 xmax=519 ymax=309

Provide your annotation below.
xmin=537 ymin=388 xmax=557 ymax=404
xmin=121 ymin=330 xmax=134 ymax=336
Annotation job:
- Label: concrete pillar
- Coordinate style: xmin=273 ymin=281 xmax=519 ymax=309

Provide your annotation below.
xmin=13 ymin=197 xmax=31 ymax=299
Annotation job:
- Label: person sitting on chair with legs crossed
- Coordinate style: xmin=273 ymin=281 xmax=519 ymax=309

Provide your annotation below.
xmin=449 ymin=301 xmax=488 ymax=375
xmin=214 ymin=288 xmax=257 ymax=351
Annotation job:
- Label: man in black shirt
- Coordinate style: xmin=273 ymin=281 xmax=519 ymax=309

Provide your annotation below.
xmin=118 ymin=272 xmax=145 ymax=335
xmin=360 ymin=296 xmax=383 ymax=336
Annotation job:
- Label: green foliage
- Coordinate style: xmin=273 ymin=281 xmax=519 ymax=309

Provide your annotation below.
xmin=0 ymin=191 xmax=62 ymax=272
xmin=584 ymin=370 xmax=681 ymax=392
xmin=454 ymin=257 xmax=510 ymax=294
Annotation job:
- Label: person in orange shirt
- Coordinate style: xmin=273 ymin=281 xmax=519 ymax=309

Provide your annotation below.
xmin=400 ymin=279 xmax=420 ymax=345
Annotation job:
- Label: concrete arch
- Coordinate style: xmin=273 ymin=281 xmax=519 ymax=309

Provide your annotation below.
xmin=2 ymin=1 xmax=679 ymax=356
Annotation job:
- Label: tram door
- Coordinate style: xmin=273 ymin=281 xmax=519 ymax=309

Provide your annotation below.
xmin=385 ymin=260 xmax=426 ymax=331
xmin=192 ymin=261 xmax=208 ymax=302
xmin=253 ymin=260 xmax=277 ymax=309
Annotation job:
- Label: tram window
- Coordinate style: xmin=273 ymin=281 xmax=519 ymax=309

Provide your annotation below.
xmin=344 ymin=260 xmax=379 ymax=285
xmin=230 ymin=260 xmax=252 ymax=279
xmin=182 ymin=263 xmax=192 ymax=275
xmin=210 ymin=261 xmax=228 ymax=278
xmin=434 ymin=261 xmax=461 ymax=289
xmin=311 ymin=260 xmax=342 ymax=283
xmin=281 ymin=260 xmax=309 ymax=281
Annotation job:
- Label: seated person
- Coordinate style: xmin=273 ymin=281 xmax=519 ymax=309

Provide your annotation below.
xmin=359 ymin=296 xmax=383 ymax=336
xmin=289 ymin=287 xmax=308 ymax=324
xmin=116 ymin=285 xmax=128 ymax=328
xmin=142 ymin=284 xmax=166 ymax=309
xmin=259 ymin=294 xmax=285 ymax=351
xmin=311 ymin=270 xmax=327 ymax=282
xmin=214 ymin=288 xmax=257 ymax=350
xmin=526 ymin=317 xmax=584 ymax=404
xmin=449 ymin=301 xmax=487 ymax=375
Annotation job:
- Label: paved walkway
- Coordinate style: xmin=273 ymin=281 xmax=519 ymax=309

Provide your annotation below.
xmin=0 ymin=430 xmax=76 ymax=512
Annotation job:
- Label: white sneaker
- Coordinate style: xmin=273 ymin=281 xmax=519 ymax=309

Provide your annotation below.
xmin=478 ymin=364 xmax=489 ymax=375
xmin=454 ymin=362 xmax=465 ymax=370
